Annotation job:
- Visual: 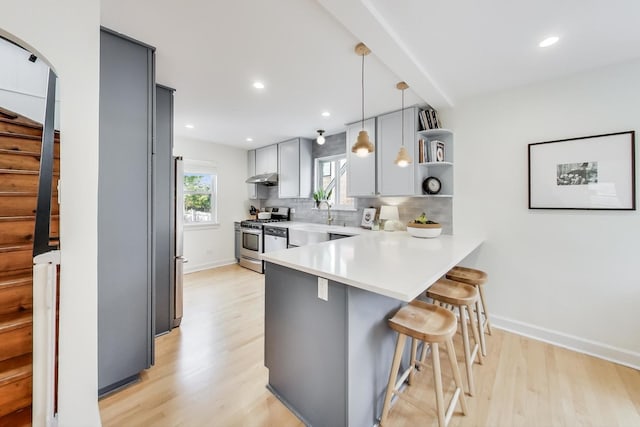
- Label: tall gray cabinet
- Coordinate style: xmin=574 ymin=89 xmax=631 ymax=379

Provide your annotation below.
xmin=98 ymin=28 xmax=155 ymax=396
xmin=154 ymin=85 xmax=176 ymax=336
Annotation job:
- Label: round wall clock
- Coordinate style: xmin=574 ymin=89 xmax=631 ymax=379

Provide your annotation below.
xmin=422 ymin=176 xmax=441 ymax=195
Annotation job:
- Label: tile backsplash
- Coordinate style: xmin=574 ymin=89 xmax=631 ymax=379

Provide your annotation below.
xmin=259 ymin=187 xmax=452 ymax=234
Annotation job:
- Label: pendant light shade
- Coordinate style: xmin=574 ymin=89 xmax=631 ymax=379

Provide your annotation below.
xmin=352 ymin=43 xmax=374 ymax=157
xmin=395 ymin=146 xmax=412 ymax=167
xmin=394 ymin=81 xmax=412 ymax=167
xmin=316 ymin=129 xmax=326 ymax=145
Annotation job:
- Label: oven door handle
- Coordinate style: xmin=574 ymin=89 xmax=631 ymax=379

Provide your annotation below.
xmin=241 ymin=228 xmax=263 ymax=235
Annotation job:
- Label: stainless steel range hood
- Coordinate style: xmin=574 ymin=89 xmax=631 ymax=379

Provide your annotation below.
xmin=246 ymin=173 xmax=278 ymax=185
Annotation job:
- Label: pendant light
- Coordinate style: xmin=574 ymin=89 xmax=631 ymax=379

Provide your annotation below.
xmin=351 ymin=43 xmax=374 ymax=157
xmin=316 ymin=129 xmax=326 ymax=145
xmin=394 ymin=81 xmax=412 ymax=167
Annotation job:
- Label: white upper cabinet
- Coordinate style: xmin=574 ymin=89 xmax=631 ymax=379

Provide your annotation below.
xmin=278 ymin=138 xmax=312 ymax=199
xmin=376 ymin=107 xmax=417 ymax=196
xmin=346 ymin=118 xmax=376 ymax=197
xmin=256 ymin=144 xmax=278 ymax=174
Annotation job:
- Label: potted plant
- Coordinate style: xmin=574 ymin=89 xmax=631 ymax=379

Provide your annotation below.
xmin=313 ymin=188 xmax=333 ymax=208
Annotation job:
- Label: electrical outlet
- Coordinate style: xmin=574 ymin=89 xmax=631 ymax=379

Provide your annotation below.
xmin=290 ymin=208 xmax=296 ymax=214
xmin=318 ymin=277 xmax=328 ymax=301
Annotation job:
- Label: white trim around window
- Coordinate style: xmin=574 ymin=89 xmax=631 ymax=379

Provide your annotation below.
xmin=183 ymin=159 xmax=218 ymax=228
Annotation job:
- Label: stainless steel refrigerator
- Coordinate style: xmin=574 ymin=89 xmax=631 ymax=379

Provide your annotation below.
xmin=173 ymin=157 xmax=185 ymax=327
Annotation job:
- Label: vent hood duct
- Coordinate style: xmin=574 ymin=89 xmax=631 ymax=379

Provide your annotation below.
xmin=245 ymin=173 xmax=278 ymax=185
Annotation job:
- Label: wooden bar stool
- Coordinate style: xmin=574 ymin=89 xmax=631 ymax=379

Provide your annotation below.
xmin=426 ymin=278 xmax=484 ymax=397
xmin=446 ymin=266 xmax=490 ymax=357
xmin=380 ymin=300 xmax=468 ymax=427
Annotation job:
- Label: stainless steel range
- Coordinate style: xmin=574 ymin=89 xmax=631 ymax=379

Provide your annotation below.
xmin=239 ymin=207 xmax=289 ymax=273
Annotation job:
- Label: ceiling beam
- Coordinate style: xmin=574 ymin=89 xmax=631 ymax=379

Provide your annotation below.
xmin=316 ymin=0 xmax=454 ymax=109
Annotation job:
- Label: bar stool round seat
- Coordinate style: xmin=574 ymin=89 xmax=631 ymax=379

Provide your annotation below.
xmin=446 ymin=266 xmax=488 ymax=286
xmin=388 ymin=301 xmax=458 ymax=343
xmin=426 ymin=278 xmax=478 ymax=306
xmin=446 ymin=266 xmax=492 ymax=356
xmin=380 ymin=301 xmax=468 ymax=427
xmin=426 ymin=278 xmax=484 ymax=397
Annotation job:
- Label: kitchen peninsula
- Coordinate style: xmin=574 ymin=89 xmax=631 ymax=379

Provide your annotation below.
xmin=261 ymin=231 xmax=484 ymax=426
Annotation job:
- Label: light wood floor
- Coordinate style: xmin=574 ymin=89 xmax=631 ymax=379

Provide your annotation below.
xmin=99 ymin=264 xmax=640 ymax=426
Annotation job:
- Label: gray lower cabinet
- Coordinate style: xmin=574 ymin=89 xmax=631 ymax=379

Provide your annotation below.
xmin=265 ymin=263 xmax=406 ymax=427
xmin=278 ymin=138 xmax=312 ymax=198
xmin=346 ymin=118 xmax=377 ymax=197
xmin=154 ymin=84 xmax=176 ymax=336
xmin=98 ymin=28 xmax=155 ymax=396
xmin=376 ymin=107 xmax=418 ymax=196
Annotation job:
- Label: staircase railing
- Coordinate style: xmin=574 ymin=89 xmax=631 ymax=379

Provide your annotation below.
xmin=33 ymin=68 xmax=58 ymax=257
xmin=32 ymin=67 xmax=60 ymax=426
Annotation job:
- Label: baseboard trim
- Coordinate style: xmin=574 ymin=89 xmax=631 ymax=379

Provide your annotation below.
xmin=491 ymin=314 xmax=640 ymax=370
xmin=184 ymin=259 xmax=237 ymax=274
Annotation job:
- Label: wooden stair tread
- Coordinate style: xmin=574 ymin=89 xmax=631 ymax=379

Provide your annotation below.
xmin=0 ymin=149 xmax=41 ymax=157
xmin=0 ymin=130 xmax=59 ymax=141
xmin=0 ymin=215 xmax=58 ymax=222
xmin=0 ymin=405 xmax=31 ymax=427
xmin=0 ymin=107 xmax=43 ymax=129
xmin=0 ymin=191 xmax=58 ymax=197
xmin=0 ymin=311 xmax=32 ymax=333
xmin=0 ymin=169 xmax=38 ymax=175
xmin=0 ymin=354 xmax=32 ymax=387
xmin=0 ymin=131 xmax=40 ymax=141
xmin=0 ymin=243 xmax=31 ymax=253
xmin=0 ymin=272 xmax=31 ymax=289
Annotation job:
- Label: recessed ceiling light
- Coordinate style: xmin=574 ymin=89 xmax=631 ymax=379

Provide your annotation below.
xmin=253 ymin=81 xmax=265 ymax=89
xmin=321 ymin=111 xmax=330 ymax=117
xmin=246 ymin=137 xmax=253 ymax=142
xmin=539 ymin=36 xmax=559 ymax=48
xmin=185 ymin=124 xmax=194 ymax=129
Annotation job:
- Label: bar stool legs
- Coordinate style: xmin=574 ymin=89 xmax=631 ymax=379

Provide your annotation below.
xmin=458 ymin=303 xmax=484 ymax=396
xmin=446 ymin=266 xmax=491 ymax=355
xmin=477 ymin=285 xmax=492 ymax=336
xmin=380 ymin=302 xmax=468 ymax=427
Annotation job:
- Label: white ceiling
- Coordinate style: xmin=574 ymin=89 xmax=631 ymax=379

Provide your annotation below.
xmin=101 ymin=0 xmax=640 ymax=149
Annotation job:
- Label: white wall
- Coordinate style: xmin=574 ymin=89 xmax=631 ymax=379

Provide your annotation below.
xmin=444 ymin=58 xmax=640 ymax=368
xmin=0 ymin=1 xmax=101 ymax=426
xmin=174 ymin=137 xmax=249 ymax=272
xmin=0 ymin=39 xmax=61 ymax=127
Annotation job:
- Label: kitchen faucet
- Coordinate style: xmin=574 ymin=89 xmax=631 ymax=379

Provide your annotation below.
xmin=319 ymin=200 xmax=333 ymax=225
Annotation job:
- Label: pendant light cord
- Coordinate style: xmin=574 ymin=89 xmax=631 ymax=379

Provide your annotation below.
xmin=401 ymin=88 xmax=405 ymax=147
xmin=361 ymin=53 xmax=365 ymax=129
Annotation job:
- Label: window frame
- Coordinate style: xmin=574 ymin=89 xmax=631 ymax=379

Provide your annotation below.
xmin=182 ymin=159 xmax=219 ymax=229
xmin=314 ymin=154 xmax=355 ymax=211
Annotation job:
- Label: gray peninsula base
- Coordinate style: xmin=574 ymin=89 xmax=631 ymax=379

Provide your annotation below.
xmin=264 ymin=262 xmax=415 ymax=427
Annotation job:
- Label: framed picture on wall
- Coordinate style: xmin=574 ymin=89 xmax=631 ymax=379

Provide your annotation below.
xmin=361 ymin=208 xmax=377 ymax=229
xmin=528 ymin=131 xmax=636 ymax=210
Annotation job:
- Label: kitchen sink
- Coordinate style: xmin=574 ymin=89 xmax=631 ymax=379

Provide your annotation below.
xmin=288 ymin=228 xmax=329 ymax=247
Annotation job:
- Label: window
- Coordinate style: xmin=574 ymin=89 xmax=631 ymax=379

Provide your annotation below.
xmin=183 ymin=160 xmax=217 ymax=225
xmin=315 ymin=154 xmax=355 ymax=210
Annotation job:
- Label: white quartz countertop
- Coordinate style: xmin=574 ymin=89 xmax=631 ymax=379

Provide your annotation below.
xmin=261 ymin=232 xmax=484 ymax=302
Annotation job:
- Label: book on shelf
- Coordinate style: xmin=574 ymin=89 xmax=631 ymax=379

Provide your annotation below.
xmin=418 ymin=138 xmax=425 ymax=163
xmin=435 ymin=141 xmax=445 ymax=162
xmin=419 ymin=108 xmax=442 ymax=130
xmin=418 ymin=112 xmax=426 ymax=131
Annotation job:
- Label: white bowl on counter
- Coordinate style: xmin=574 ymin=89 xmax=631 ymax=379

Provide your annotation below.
xmin=406 ymin=222 xmax=442 ymax=238
xmin=258 ymin=212 xmax=271 ymax=220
